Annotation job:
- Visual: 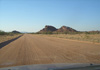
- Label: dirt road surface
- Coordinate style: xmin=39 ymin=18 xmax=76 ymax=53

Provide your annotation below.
xmin=0 ymin=34 xmax=100 ymax=68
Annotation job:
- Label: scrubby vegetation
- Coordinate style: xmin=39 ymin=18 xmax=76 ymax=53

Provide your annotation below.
xmin=0 ymin=30 xmax=21 ymax=35
xmin=0 ymin=30 xmax=22 ymax=43
xmin=38 ymin=33 xmax=100 ymax=43
xmin=35 ymin=31 xmax=100 ymax=35
xmin=0 ymin=30 xmax=6 ymax=35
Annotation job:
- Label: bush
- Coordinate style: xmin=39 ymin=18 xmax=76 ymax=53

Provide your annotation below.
xmin=0 ymin=30 xmax=6 ymax=35
xmin=42 ymin=31 xmax=53 ymax=34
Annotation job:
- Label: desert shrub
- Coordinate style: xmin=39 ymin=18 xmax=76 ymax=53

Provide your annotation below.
xmin=43 ymin=31 xmax=53 ymax=34
xmin=0 ymin=30 xmax=6 ymax=35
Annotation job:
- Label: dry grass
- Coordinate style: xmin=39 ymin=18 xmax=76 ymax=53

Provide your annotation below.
xmin=0 ymin=34 xmax=22 ymax=43
xmin=39 ymin=34 xmax=100 ymax=43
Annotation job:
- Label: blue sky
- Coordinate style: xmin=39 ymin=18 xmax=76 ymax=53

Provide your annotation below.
xmin=0 ymin=0 xmax=100 ymax=32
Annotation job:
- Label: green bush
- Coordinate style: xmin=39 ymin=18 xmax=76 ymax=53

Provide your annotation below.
xmin=0 ymin=30 xmax=6 ymax=35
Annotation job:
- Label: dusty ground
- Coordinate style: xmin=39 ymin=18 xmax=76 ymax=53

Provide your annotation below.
xmin=0 ymin=34 xmax=100 ymax=68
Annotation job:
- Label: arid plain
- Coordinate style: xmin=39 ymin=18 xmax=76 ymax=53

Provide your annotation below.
xmin=0 ymin=34 xmax=100 ymax=68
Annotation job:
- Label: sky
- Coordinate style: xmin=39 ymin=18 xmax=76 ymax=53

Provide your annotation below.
xmin=0 ymin=0 xmax=100 ymax=32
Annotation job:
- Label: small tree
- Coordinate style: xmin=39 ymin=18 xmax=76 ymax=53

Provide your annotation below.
xmin=0 ymin=30 xmax=6 ymax=35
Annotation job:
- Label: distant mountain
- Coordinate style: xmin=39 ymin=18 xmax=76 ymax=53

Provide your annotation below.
xmin=12 ymin=30 xmax=20 ymax=33
xmin=54 ymin=26 xmax=77 ymax=33
xmin=39 ymin=25 xmax=57 ymax=33
xmin=89 ymin=31 xmax=100 ymax=33
xmin=88 ymin=31 xmax=100 ymax=34
xmin=21 ymin=32 xmax=32 ymax=33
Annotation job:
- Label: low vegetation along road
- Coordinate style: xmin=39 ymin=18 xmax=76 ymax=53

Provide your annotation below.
xmin=0 ymin=34 xmax=100 ymax=68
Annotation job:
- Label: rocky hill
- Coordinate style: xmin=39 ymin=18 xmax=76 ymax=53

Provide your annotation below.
xmin=39 ymin=25 xmax=57 ymax=33
xmin=12 ymin=30 xmax=20 ymax=33
xmin=38 ymin=25 xmax=77 ymax=34
xmin=55 ymin=26 xmax=77 ymax=33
